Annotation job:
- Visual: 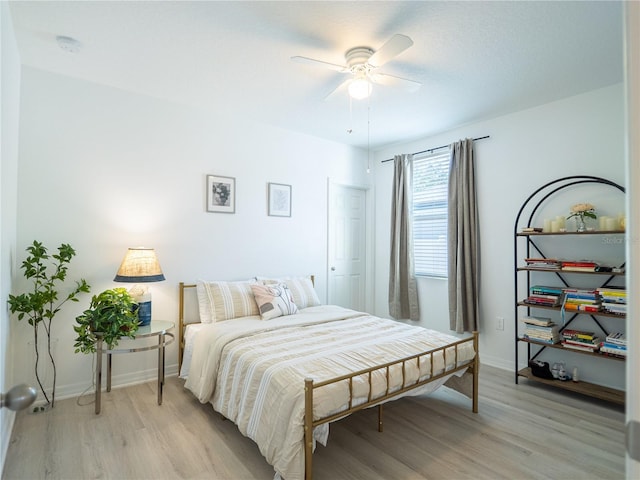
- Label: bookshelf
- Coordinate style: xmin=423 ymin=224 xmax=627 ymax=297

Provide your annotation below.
xmin=513 ymin=176 xmax=626 ymax=405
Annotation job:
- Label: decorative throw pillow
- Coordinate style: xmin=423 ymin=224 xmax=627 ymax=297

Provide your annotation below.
xmin=197 ymin=280 xmax=260 ymax=322
xmin=251 ymin=283 xmax=299 ymax=320
xmin=261 ymin=276 xmax=321 ymax=309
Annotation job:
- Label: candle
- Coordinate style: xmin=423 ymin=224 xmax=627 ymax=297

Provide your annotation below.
xmin=551 ymin=220 xmax=560 ymax=232
xmin=618 ymin=213 xmax=625 ymax=230
xmin=599 ymin=216 xmax=609 ymax=231
xmin=605 ymin=217 xmax=617 ymax=231
xmin=555 ymin=215 xmax=565 ymax=229
xmin=544 ymin=219 xmax=552 ymax=232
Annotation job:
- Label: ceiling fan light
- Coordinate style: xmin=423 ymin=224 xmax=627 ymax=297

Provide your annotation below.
xmin=348 ymin=78 xmax=372 ymax=99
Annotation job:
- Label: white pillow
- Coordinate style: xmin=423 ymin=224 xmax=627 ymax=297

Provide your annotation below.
xmin=250 ymin=283 xmax=298 ymax=320
xmin=196 ymin=280 xmax=259 ymax=322
xmin=260 ymin=276 xmax=321 ymax=309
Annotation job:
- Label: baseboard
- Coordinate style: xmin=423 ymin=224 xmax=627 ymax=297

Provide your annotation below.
xmin=478 ymin=354 xmax=513 ymax=372
xmin=29 ymin=362 xmax=180 ymax=406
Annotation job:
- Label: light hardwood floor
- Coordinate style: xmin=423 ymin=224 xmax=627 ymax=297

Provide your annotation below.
xmin=2 ymin=365 xmax=625 ymax=480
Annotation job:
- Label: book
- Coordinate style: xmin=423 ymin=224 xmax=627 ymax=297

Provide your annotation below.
xmin=606 ymin=332 xmax=627 ymax=345
xmin=600 ymin=346 xmax=627 ymax=357
xmin=561 ymin=261 xmax=598 ymax=267
xmin=524 ymin=335 xmax=559 ymax=344
xmin=525 ymin=258 xmax=560 ymax=264
xmin=522 ymin=322 xmax=558 ymax=331
xmin=563 ymin=338 xmax=600 ymax=348
xmin=562 ymin=342 xmax=599 ymax=352
xmin=521 ymin=227 xmax=543 ymax=232
xmin=601 ymin=341 xmax=626 ymax=351
xmin=602 ymin=303 xmax=627 ymax=314
xmin=530 ymin=285 xmax=564 ymax=295
xmin=561 ymin=266 xmax=597 ymax=272
xmin=562 ymin=329 xmax=596 ymax=340
xmin=521 ymin=315 xmax=553 ymax=326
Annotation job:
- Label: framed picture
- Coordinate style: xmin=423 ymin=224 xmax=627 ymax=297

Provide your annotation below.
xmin=268 ymin=182 xmax=292 ymax=217
xmin=206 ymin=175 xmax=236 ymax=213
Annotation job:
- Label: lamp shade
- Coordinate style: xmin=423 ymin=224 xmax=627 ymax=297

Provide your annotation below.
xmin=114 ymin=248 xmax=165 ymax=283
xmin=348 ymin=77 xmax=372 ymax=100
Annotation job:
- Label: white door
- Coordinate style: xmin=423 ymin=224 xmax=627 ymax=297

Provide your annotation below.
xmin=328 ymin=184 xmax=367 ymax=311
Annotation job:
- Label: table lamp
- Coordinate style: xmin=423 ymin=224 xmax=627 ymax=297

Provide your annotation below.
xmin=114 ymin=247 xmax=165 ymax=326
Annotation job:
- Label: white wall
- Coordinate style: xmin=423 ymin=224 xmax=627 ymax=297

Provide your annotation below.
xmin=373 ymin=84 xmax=626 ymax=389
xmin=1 ymin=0 xmax=21 ymax=471
xmin=13 ymin=66 xmax=370 ymax=402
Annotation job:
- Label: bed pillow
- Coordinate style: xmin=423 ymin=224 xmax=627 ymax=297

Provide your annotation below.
xmin=260 ymin=276 xmax=321 ymax=309
xmin=250 ymin=283 xmax=299 ymax=320
xmin=196 ymin=282 xmax=214 ymax=323
xmin=197 ymin=280 xmax=260 ymax=322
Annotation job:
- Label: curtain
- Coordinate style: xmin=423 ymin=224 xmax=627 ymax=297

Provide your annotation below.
xmin=389 ymin=154 xmax=420 ymax=321
xmin=447 ymin=139 xmax=480 ymax=333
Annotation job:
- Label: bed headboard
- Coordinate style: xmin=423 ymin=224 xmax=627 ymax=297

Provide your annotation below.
xmin=178 ymin=276 xmax=315 ymax=370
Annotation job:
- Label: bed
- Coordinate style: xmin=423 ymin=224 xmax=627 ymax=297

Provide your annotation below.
xmin=178 ymin=277 xmax=479 ymax=480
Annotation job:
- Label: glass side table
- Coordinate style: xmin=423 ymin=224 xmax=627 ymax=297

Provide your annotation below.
xmin=95 ymin=320 xmax=175 ymax=414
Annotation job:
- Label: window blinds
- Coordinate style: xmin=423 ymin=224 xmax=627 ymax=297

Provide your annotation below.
xmin=412 ymin=151 xmax=450 ymax=277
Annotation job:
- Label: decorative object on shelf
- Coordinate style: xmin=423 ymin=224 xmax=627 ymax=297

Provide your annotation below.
xmin=7 ymin=241 xmax=91 ymax=409
xmin=73 ymin=287 xmax=140 ymax=354
xmin=0 ymin=384 xmax=37 ymax=411
xmin=566 ymin=203 xmax=596 ymax=232
xmin=529 ymin=360 xmax=554 ymax=379
xmin=206 ymin=174 xmax=236 ymax=213
xmin=114 ymin=247 xmax=165 ymax=326
xmin=268 ymin=182 xmax=292 ymax=217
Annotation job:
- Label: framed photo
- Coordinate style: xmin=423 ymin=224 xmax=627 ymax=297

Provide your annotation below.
xmin=268 ymin=182 xmax=292 ymax=217
xmin=206 ymin=175 xmax=236 ymax=213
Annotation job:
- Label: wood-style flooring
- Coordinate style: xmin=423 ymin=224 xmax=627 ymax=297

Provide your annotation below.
xmin=2 ymin=365 xmax=625 ymax=479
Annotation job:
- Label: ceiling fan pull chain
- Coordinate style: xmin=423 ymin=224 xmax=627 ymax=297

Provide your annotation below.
xmin=367 ymin=97 xmax=371 ymax=174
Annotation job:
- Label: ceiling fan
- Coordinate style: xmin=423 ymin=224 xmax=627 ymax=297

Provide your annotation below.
xmin=291 ymin=34 xmax=422 ymax=100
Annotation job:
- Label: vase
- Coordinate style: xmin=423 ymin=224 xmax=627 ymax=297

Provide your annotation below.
xmin=576 ymin=216 xmax=586 ymax=232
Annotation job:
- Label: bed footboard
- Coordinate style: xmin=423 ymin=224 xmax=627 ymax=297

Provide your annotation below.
xmin=303 ymin=330 xmax=479 ymax=480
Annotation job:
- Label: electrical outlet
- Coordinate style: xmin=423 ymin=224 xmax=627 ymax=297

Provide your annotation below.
xmin=496 ymin=317 xmax=505 ymax=330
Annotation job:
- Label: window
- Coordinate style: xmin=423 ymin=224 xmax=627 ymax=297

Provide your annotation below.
xmin=413 ymin=150 xmax=450 ymax=277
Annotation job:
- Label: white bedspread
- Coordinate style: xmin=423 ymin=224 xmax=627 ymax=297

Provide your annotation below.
xmin=184 ymin=305 xmax=476 ymax=480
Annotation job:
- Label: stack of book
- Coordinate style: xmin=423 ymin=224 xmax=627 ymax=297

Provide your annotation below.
xmin=521 ymin=316 xmax=560 ymax=344
xmin=525 ymin=285 xmax=564 ymax=307
xmin=560 ymin=260 xmax=598 ymax=272
xmin=524 ymin=258 xmax=561 ymax=270
xmin=562 ymin=288 xmax=600 ymax=312
xmin=561 ymin=329 xmax=600 ymax=352
xmin=600 ymin=332 xmax=627 ymax=358
xmin=597 ymin=287 xmax=627 ymax=315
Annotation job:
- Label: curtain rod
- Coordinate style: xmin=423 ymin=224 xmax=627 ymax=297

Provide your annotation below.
xmin=380 ymin=135 xmax=490 ymax=163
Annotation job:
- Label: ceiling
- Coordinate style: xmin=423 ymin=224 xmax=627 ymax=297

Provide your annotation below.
xmin=8 ymin=1 xmax=624 ymax=150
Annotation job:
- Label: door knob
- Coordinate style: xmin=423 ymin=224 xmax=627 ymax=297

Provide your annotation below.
xmin=331 ymin=266 xmax=336 ymax=271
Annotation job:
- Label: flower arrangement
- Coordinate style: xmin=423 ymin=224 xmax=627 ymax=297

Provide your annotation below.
xmin=567 ymin=203 xmax=596 ymax=232
xmin=566 ymin=203 xmax=597 ymax=220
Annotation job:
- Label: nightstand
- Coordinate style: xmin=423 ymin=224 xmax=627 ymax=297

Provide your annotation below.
xmin=95 ymin=320 xmax=175 ymax=414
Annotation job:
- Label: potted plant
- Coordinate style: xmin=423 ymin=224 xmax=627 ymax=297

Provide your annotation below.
xmin=8 ymin=241 xmax=91 ymax=408
xmin=73 ymin=287 xmax=140 ymax=354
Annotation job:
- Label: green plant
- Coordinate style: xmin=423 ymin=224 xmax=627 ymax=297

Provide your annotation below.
xmin=8 ymin=241 xmax=91 ymax=407
xmin=74 ymin=288 xmax=140 ymax=354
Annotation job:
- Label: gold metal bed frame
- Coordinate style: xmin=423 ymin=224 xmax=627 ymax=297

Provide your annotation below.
xmin=178 ymin=281 xmax=479 ymax=480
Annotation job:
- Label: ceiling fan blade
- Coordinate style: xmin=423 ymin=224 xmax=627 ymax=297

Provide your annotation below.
xmin=370 ymin=73 xmax=422 ymax=92
xmin=368 ymin=34 xmax=414 ymax=68
xmin=291 ymin=56 xmax=348 ymax=73
xmin=323 ymin=78 xmax=351 ymax=101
